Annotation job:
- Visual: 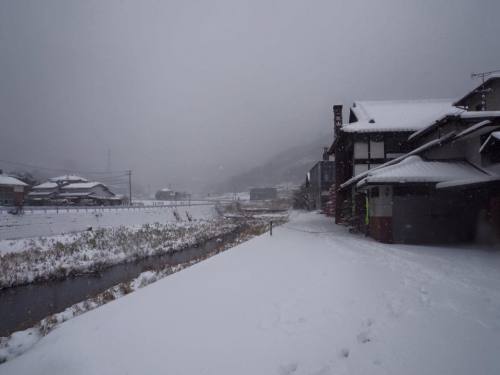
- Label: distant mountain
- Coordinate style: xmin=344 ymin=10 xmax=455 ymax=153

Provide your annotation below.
xmin=212 ymin=133 xmax=332 ymax=193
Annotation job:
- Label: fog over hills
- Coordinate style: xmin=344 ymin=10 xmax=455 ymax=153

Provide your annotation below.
xmin=211 ymin=133 xmax=331 ymax=193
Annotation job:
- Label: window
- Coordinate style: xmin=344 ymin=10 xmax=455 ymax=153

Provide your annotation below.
xmin=354 ymin=142 xmax=369 ymax=159
xmin=370 ymin=140 xmax=384 ymax=158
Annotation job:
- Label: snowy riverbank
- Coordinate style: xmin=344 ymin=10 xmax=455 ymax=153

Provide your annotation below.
xmin=0 ymin=219 xmax=239 ymax=289
xmin=1 ymin=211 xmax=499 ymax=374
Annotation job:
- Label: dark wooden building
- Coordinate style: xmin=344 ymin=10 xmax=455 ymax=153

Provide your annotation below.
xmin=335 ymin=76 xmax=500 ymax=244
xmin=328 ymin=99 xmax=455 ymax=231
xmin=305 ymin=148 xmax=335 ymax=211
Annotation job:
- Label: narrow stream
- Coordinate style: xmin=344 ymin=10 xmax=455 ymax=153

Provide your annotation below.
xmin=0 ymin=231 xmax=239 ymax=337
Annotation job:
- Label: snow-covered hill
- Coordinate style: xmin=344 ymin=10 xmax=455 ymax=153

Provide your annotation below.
xmin=211 ymin=133 xmax=331 ymax=193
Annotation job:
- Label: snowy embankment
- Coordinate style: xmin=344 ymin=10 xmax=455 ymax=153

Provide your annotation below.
xmin=0 ymin=204 xmax=216 ymax=241
xmin=1 ymin=211 xmax=500 ymax=375
xmin=0 ymin=219 xmax=238 ymax=289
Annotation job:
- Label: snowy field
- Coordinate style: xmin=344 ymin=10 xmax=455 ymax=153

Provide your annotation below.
xmin=0 ymin=204 xmax=217 ymax=241
xmin=1 ymin=211 xmax=499 ymax=374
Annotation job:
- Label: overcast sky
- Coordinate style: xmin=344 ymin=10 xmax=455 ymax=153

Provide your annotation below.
xmin=1 ymin=0 xmax=500 ymax=193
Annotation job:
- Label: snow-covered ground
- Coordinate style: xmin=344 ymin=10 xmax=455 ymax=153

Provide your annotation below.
xmin=0 ymin=204 xmax=217 ymax=241
xmin=1 ymin=211 xmax=499 ymax=374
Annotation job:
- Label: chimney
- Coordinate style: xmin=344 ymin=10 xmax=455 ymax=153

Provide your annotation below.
xmin=322 ymin=147 xmax=329 ymax=161
xmin=333 ymin=104 xmax=343 ymax=137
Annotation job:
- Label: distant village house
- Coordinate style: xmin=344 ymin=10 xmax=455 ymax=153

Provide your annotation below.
xmin=304 ymin=147 xmax=335 ymax=211
xmin=0 ymin=171 xmax=27 ymax=206
xmin=28 ymin=175 xmax=124 ymax=206
xmin=155 ymin=188 xmax=190 ymax=201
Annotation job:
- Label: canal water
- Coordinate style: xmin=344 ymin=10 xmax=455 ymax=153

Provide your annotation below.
xmin=0 ymin=230 xmax=238 ymax=337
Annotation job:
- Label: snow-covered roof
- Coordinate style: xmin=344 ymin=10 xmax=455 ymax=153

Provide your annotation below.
xmin=452 ymin=120 xmax=497 ymax=141
xmin=49 ymin=175 xmax=88 ymax=183
xmin=62 ymin=182 xmax=102 ymax=189
xmin=342 ymin=99 xmax=457 ymax=133
xmin=407 ymin=111 xmax=463 ymax=141
xmin=459 ymin=111 xmax=500 ymax=119
xmin=357 ymin=156 xmax=489 ymax=187
xmin=0 ymin=175 xmax=27 ymax=187
xmin=436 ymin=176 xmax=500 ymax=190
xmin=32 ymin=181 xmax=59 ymax=189
xmin=409 ymin=110 xmax=500 ymax=142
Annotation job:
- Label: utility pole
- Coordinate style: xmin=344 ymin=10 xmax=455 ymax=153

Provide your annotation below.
xmin=128 ymin=170 xmax=132 ymax=206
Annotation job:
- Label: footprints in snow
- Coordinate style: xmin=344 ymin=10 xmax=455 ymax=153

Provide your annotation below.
xmin=356 ymin=331 xmax=371 ymax=344
xmin=339 ymin=348 xmax=350 ymax=358
xmin=355 ymin=318 xmax=374 ymax=345
xmin=275 ymin=318 xmax=379 ymax=375
xmin=337 ymin=318 xmax=375 ymax=362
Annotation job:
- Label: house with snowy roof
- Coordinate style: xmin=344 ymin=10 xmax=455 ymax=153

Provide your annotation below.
xmin=28 ymin=175 xmax=88 ymax=204
xmin=334 ymin=76 xmax=500 ymax=244
xmin=0 ymin=171 xmax=28 ymax=206
xmin=328 ymin=99 xmax=456 ymax=230
xmin=28 ymin=175 xmax=124 ymax=206
xmin=26 ymin=181 xmax=60 ymax=202
xmin=58 ymin=182 xmax=117 ymax=204
xmin=48 ymin=175 xmax=89 ymax=184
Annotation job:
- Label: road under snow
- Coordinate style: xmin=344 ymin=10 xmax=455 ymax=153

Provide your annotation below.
xmin=1 ymin=211 xmax=499 ymax=375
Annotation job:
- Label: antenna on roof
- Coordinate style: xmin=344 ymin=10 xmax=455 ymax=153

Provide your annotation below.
xmin=471 ymin=69 xmax=500 ymax=83
xmin=470 ymin=69 xmax=500 ymax=111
